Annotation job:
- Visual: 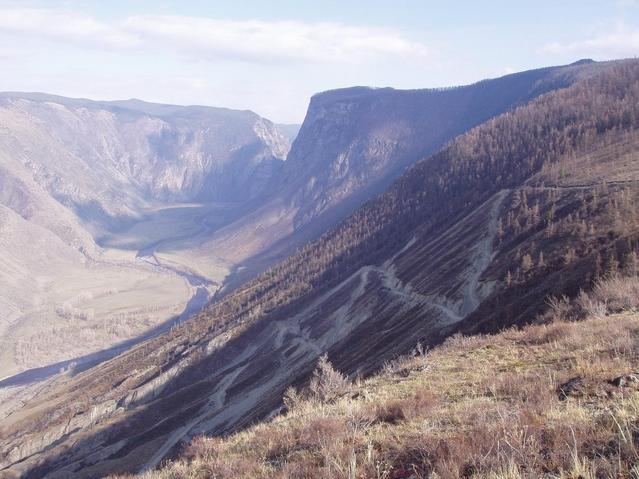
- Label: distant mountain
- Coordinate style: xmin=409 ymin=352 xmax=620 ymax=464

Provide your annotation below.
xmin=0 ymin=93 xmax=290 ymax=226
xmin=0 ymin=94 xmax=292 ymax=378
xmin=3 ymin=59 xmax=637 ymax=478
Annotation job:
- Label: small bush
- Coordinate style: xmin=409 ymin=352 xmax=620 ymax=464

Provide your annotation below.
xmin=375 ymin=400 xmax=406 ymax=424
xmin=282 ymin=386 xmax=302 ymax=412
xmin=575 ymin=290 xmax=607 ymax=319
xmin=491 ymin=372 xmax=553 ymax=406
xmin=535 ymin=274 xmax=639 ymax=326
xmin=307 ymin=354 xmax=350 ymax=403
xmin=520 ymin=321 xmax=574 ymax=345
xmin=544 ymin=295 xmax=574 ymax=322
xmin=592 ymin=274 xmax=639 ymax=313
xmin=299 ymin=416 xmax=347 ymax=447
xmin=375 ymin=388 xmax=437 ymax=424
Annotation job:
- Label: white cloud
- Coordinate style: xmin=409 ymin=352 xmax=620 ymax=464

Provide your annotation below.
xmin=0 ymin=45 xmax=16 ymax=60
xmin=0 ymin=8 xmax=138 ymax=49
xmin=124 ymin=16 xmax=432 ymax=64
xmin=0 ymin=8 xmax=432 ymax=64
xmin=542 ymin=23 xmax=639 ymax=59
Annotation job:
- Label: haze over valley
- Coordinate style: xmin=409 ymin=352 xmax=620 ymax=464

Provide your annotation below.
xmin=0 ymin=93 xmax=298 ymax=379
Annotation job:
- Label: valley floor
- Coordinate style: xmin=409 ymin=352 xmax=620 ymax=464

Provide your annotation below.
xmin=127 ymin=277 xmax=639 ymax=479
xmin=0 ymin=201 xmax=236 ymax=385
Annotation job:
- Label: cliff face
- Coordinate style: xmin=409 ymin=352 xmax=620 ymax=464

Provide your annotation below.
xmin=278 ymin=60 xmax=600 ymax=225
xmin=206 ymin=60 xmax=604 ymax=279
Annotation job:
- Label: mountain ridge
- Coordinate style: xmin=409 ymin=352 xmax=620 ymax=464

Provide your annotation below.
xmin=199 ymin=59 xmax=612 ymax=294
xmin=0 ymin=92 xmax=264 ymax=118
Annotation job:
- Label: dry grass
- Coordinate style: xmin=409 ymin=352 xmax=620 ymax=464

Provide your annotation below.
xmin=591 ymin=275 xmax=639 ymax=314
xmin=117 ymin=277 xmax=639 ymax=479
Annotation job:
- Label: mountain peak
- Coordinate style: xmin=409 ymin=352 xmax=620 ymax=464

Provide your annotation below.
xmin=571 ymin=58 xmax=596 ymax=65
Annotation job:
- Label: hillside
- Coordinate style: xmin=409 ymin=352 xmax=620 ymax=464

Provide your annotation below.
xmin=121 ymin=275 xmax=639 ymax=478
xmin=0 ymin=61 xmax=579 ymax=382
xmin=193 ymin=60 xmax=605 ymax=286
xmin=1 ymin=59 xmax=638 ymax=477
xmin=0 ymin=61 xmax=603 ymax=383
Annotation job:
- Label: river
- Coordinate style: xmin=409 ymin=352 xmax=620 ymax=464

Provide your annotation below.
xmin=0 ymin=254 xmax=214 ymax=389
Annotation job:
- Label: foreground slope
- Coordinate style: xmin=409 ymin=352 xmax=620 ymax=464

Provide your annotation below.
xmin=2 ymin=60 xmax=639 ymax=477
xmin=128 ymin=276 xmax=639 ymax=478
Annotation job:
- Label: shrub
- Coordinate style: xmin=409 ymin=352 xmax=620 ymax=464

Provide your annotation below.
xmin=375 ymin=400 xmax=406 ymax=424
xmin=592 ymin=274 xmax=639 ymax=313
xmin=519 ymin=321 xmax=574 ymax=345
xmin=375 ymin=388 xmax=437 ymax=424
xmin=282 ymin=386 xmax=302 ymax=412
xmin=308 ymin=355 xmax=350 ymax=403
xmin=536 ymin=274 xmax=639 ymax=326
xmin=299 ymin=416 xmax=347 ymax=447
xmin=575 ymin=290 xmax=607 ymax=319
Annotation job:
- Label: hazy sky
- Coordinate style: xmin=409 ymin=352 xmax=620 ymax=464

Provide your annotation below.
xmin=0 ymin=0 xmax=637 ymax=123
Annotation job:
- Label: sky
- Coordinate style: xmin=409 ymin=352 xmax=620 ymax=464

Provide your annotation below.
xmin=0 ymin=1 xmax=638 ymax=123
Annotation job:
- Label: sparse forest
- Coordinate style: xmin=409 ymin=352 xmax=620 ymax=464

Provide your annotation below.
xmin=177 ymin=61 xmax=639 ymax=343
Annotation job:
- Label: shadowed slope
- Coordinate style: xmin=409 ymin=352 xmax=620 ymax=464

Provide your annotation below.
xmin=195 ymin=60 xmax=607 ymax=287
xmin=124 ymin=278 xmax=639 ymax=478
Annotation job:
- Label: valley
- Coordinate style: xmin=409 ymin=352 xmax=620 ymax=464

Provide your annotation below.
xmin=0 ymin=207 xmax=194 ymax=379
xmin=1 ymin=59 xmax=639 ymax=478
xmin=1 ymin=59 xmax=637 ymax=478
xmin=0 ymin=93 xmax=292 ymax=383
xmin=1 ymin=2 xmax=637 ymax=477
xmin=0 ymin=60 xmax=582 ymax=388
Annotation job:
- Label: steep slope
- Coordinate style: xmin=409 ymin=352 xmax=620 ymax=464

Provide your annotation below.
xmin=2 ymin=60 xmax=639 ymax=478
xmin=201 ymin=60 xmax=605 ymax=286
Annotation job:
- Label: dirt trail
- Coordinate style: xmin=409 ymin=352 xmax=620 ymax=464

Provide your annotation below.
xmin=142 ymin=367 xmax=245 ymax=472
xmin=461 ymin=189 xmax=509 ymax=316
xmin=376 ymin=189 xmax=508 ymax=325
xmin=142 ymin=190 xmax=513 ymax=473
